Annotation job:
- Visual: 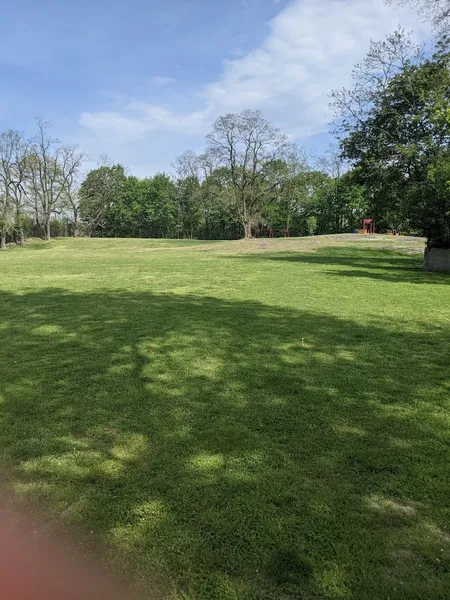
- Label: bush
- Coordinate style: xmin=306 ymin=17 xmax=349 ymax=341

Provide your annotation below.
xmin=306 ymin=215 xmax=318 ymax=236
xmin=50 ymin=218 xmax=69 ymax=238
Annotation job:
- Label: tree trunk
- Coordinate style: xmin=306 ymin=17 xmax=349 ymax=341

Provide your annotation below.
xmin=335 ymin=212 xmax=340 ymax=234
xmin=243 ymin=221 xmax=252 ymax=239
xmin=0 ymin=230 xmax=6 ymax=250
xmin=286 ymin=212 xmax=291 ymax=235
xmin=45 ymin=218 xmax=51 ymax=241
xmin=15 ymin=208 xmax=25 ymax=245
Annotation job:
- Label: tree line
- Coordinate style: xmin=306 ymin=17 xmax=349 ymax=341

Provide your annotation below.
xmin=1 ymin=29 xmax=448 ymax=248
xmin=0 ymin=117 xmax=368 ymax=244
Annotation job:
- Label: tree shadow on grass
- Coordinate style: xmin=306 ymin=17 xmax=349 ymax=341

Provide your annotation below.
xmin=0 ymin=289 xmax=450 ymax=599
xmin=230 ymin=247 xmax=450 ymax=286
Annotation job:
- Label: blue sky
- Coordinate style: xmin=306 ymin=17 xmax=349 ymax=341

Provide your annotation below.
xmin=0 ymin=0 xmax=431 ymax=176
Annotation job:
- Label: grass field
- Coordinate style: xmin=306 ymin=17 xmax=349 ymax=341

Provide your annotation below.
xmin=1 ymin=235 xmax=450 ymax=599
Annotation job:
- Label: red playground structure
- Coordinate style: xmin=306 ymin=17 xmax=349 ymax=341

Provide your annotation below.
xmin=361 ymin=218 xmax=375 ymax=234
xmin=254 ymin=227 xmax=291 ymax=238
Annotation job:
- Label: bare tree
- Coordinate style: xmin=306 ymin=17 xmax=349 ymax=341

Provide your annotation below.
xmin=331 ymin=29 xmax=423 ymax=137
xmin=0 ymin=130 xmax=29 ymax=245
xmin=172 ymin=150 xmax=200 ymax=181
xmin=206 ymin=109 xmax=290 ymax=238
xmin=27 ymin=120 xmax=84 ymax=240
xmin=319 ymin=144 xmax=345 ymax=180
xmin=0 ymin=193 xmax=14 ymax=249
xmin=97 ymin=154 xmax=114 ymax=168
xmin=387 ymin=0 xmax=450 ymax=31
xmin=60 ymin=146 xmax=86 ymax=237
xmin=27 ymin=120 xmax=66 ymax=240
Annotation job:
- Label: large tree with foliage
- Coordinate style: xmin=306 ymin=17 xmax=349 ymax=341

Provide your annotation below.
xmin=332 ymin=31 xmax=450 ymax=247
xmin=206 ymin=109 xmax=291 ymax=238
xmin=79 ymin=164 xmax=127 ymax=235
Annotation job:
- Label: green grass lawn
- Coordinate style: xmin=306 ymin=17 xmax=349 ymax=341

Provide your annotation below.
xmin=1 ymin=235 xmax=450 ymax=599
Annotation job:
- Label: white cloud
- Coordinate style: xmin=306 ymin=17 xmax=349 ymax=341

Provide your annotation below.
xmin=79 ymin=0 xmax=430 ymax=172
xmin=80 ymin=103 xmax=205 ymax=139
xmin=201 ymin=0 xmax=430 ymax=136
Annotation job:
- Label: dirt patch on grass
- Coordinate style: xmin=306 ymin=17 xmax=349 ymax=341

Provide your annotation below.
xmin=207 ymin=234 xmax=426 ymax=256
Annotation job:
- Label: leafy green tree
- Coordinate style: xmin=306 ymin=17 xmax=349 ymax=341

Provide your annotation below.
xmin=265 ymin=168 xmax=327 ymax=236
xmin=200 ymin=166 xmax=241 ymax=239
xmin=174 ymin=175 xmax=203 ymax=238
xmin=305 ymin=215 xmax=318 ymax=236
xmin=315 ymin=171 xmax=367 ymax=234
xmin=128 ymin=174 xmax=176 ymax=238
xmin=172 ymin=151 xmax=204 ymax=238
xmin=79 ymin=165 xmax=126 ymax=236
xmin=148 ymin=174 xmax=177 ymax=237
xmin=333 ymin=31 xmax=450 ymax=246
xmin=102 ymin=175 xmax=141 ymax=237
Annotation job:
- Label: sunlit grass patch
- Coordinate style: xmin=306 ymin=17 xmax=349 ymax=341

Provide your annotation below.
xmin=0 ymin=235 xmax=449 ymax=599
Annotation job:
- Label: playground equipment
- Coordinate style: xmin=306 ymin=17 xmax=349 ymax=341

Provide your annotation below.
xmin=357 ymin=218 xmax=375 ymax=234
xmin=254 ymin=227 xmax=291 ymax=238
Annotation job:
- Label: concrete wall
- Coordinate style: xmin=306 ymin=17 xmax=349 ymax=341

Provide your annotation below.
xmin=424 ymin=247 xmax=450 ymax=272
